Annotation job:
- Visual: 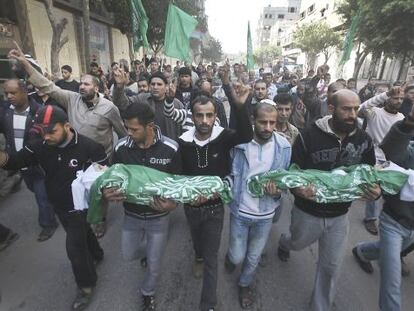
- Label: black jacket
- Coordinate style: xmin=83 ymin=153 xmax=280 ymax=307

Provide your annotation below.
xmin=178 ymin=92 xmax=253 ymax=208
xmin=4 ymin=130 xmax=107 ymax=213
xmin=381 ymin=119 xmax=414 ymax=229
xmin=113 ymin=128 xmax=182 ymax=219
xmin=291 ymin=116 xmax=375 ymax=218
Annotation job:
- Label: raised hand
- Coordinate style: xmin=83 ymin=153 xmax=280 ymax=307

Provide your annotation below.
xmin=113 ymin=67 xmax=129 ymax=86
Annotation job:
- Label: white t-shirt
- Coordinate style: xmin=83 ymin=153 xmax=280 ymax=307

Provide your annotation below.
xmin=365 ymin=107 xmax=404 ymax=161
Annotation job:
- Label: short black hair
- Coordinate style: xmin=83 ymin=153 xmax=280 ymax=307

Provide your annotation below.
xmin=190 ymin=95 xmax=216 ymax=113
xmin=137 ymin=76 xmax=149 ymax=84
xmin=111 ymin=62 xmax=118 ymax=68
xmin=150 ymin=71 xmax=168 ymax=84
xmin=61 ymin=65 xmax=72 ymax=73
xmin=274 ymin=93 xmax=293 ymax=105
xmin=90 ymin=62 xmax=99 ymax=68
xmin=123 ymin=102 xmax=155 ymax=125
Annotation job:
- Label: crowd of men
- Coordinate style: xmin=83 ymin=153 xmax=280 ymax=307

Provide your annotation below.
xmin=1 ymin=41 xmax=414 ymax=311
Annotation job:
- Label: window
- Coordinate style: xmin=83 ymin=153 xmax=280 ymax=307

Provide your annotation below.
xmin=300 ymin=11 xmax=305 ymax=19
xmin=265 ymin=14 xmax=268 ymax=18
xmin=308 ymin=4 xmax=315 ymax=13
xmin=269 ymin=14 xmax=273 ymax=18
xmin=278 ymin=14 xmax=285 ymax=19
xmin=289 ymin=7 xmax=296 ymax=13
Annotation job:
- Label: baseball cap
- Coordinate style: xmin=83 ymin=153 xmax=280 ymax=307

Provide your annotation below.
xmin=34 ymin=105 xmax=68 ymax=133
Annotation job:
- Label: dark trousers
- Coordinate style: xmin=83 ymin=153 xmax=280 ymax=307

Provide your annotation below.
xmin=184 ymin=204 xmax=224 ymax=311
xmin=0 ymin=222 xmax=11 ymax=241
xmin=56 ymin=210 xmax=103 ymax=288
xmin=22 ymin=170 xmax=57 ymax=228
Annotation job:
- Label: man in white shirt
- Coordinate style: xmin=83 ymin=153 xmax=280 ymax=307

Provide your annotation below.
xmin=358 ymin=86 xmax=404 ymax=235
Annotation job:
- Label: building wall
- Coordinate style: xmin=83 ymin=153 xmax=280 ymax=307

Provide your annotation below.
xmin=26 ymin=0 xmax=81 ymax=79
xmin=111 ymin=28 xmax=130 ymax=63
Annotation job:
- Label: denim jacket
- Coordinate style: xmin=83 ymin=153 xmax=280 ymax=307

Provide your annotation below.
xmin=228 ymin=132 xmax=291 ymax=217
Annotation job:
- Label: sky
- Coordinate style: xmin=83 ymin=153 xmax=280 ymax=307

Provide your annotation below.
xmin=205 ymin=0 xmax=289 ymax=55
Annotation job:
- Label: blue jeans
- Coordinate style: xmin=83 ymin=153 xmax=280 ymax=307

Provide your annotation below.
xmin=22 ymin=171 xmax=57 ymax=228
xmin=357 ymin=212 xmax=414 ymax=311
xmin=122 ymin=214 xmax=169 ymax=296
xmin=364 ymin=200 xmax=380 ymax=221
xmin=228 ymin=213 xmax=273 ymax=287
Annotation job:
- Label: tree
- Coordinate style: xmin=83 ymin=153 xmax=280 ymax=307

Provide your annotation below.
xmin=140 ymin=0 xmax=200 ymax=55
xmin=337 ymin=0 xmax=414 ymax=79
xmin=254 ymin=45 xmax=282 ymax=67
xmin=201 ymin=37 xmax=223 ymax=63
xmin=293 ymin=22 xmax=342 ymax=69
xmin=41 ymin=0 xmax=69 ymax=77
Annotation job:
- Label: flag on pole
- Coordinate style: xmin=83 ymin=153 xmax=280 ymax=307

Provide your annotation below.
xmin=247 ymin=21 xmax=255 ymax=70
xmin=339 ymin=12 xmax=360 ymax=65
xmin=164 ymin=3 xmax=198 ymax=62
xmin=130 ymin=0 xmax=149 ymax=51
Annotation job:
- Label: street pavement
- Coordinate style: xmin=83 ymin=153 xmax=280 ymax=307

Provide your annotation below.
xmin=1 ymin=185 xmax=414 ymax=311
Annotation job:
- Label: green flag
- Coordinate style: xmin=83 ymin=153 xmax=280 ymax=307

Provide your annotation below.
xmin=247 ymin=21 xmax=255 ymax=70
xmin=130 ymin=0 xmax=149 ymax=51
xmin=339 ymin=12 xmax=360 ymax=65
xmin=164 ymin=3 xmax=198 ymax=62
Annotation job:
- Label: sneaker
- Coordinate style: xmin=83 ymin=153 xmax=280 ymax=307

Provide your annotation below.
xmin=239 ymin=285 xmax=255 ymax=309
xmin=363 ymin=219 xmax=378 ymax=235
xmin=142 ymin=295 xmax=156 ymax=311
xmin=277 ymin=246 xmax=290 ymax=262
xmin=193 ymin=258 xmax=204 ymax=279
xmin=224 ymin=254 xmax=236 ymax=273
xmin=401 ymin=257 xmax=410 ymax=277
xmin=0 ymin=231 xmax=19 ymax=251
xmin=72 ymin=287 xmax=94 ymax=310
xmin=352 ymin=247 xmax=374 ymax=274
xmin=37 ymin=225 xmax=58 ymax=242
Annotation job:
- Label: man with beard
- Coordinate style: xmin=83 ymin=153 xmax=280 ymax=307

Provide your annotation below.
xmin=277 ymin=89 xmax=379 ymax=311
xmin=8 ymin=44 xmax=127 ymax=238
xmin=290 ymin=81 xmax=307 ymax=130
xmin=137 ymin=76 xmax=150 ymax=94
xmin=224 ymin=101 xmax=291 ymax=309
xmin=8 ymin=44 xmax=127 ymax=157
xmin=178 ymin=89 xmax=253 ymax=311
xmin=398 ymin=84 xmax=414 ymax=116
xmin=0 ymin=105 xmax=107 ymax=310
xmin=358 ymin=86 xmax=405 ymax=235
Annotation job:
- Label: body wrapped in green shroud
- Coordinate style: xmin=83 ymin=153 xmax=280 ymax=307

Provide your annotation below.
xmin=247 ymin=164 xmax=408 ymax=204
xmin=87 ymin=164 xmax=232 ymax=223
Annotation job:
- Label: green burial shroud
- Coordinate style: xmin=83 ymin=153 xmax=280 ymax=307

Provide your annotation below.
xmin=87 ymin=164 xmax=232 ymax=224
xmin=248 ymin=164 xmax=408 ymax=204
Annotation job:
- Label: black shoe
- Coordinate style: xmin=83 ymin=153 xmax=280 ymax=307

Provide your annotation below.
xmin=37 ymin=225 xmax=58 ymax=242
xmin=72 ymin=287 xmax=94 ymax=310
xmin=277 ymin=247 xmax=290 ymax=262
xmin=0 ymin=231 xmax=19 ymax=251
xmin=224 ymin=254 xmax=236 ymax=273
xmin=140 ymin=257 xmax=147 ymax=268
xmin=142 ymin=295 xmax=156 ymax=311
xmin=352 ymin=247 xmax=374 ymax=274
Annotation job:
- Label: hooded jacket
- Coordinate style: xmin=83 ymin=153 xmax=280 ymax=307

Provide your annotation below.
xmin=291 ymin=115 xmax=375 ymax=217
xmin=380 ymin=119 xmax=414 ymax=229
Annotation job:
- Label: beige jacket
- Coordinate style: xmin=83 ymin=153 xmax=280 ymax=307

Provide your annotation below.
xmin=28 ymin=69 xmax=127 ymax=156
